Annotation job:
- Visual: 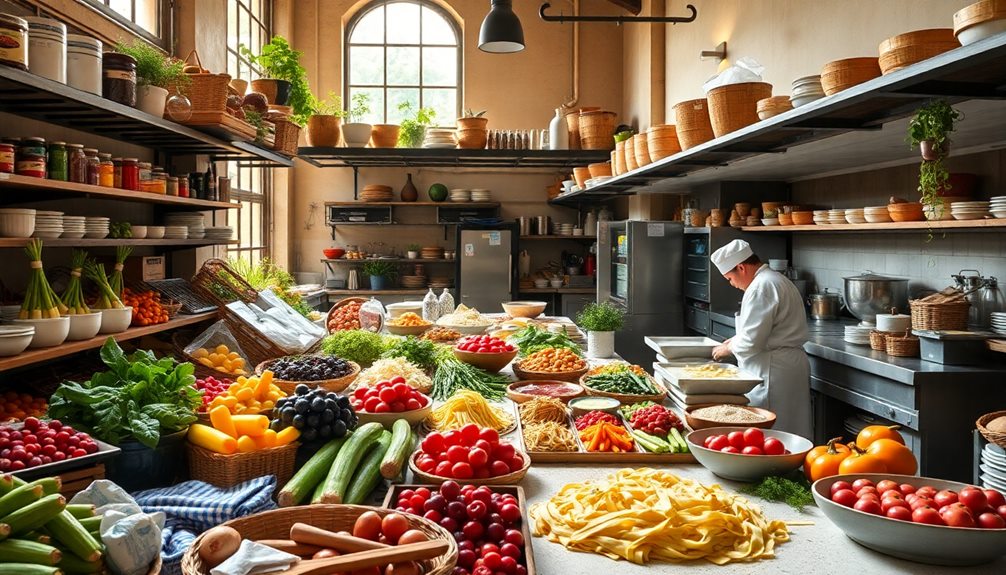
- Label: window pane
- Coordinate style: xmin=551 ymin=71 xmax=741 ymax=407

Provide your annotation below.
xmin=350 ymin=46 xmax=384 ymax=85
xmin=422 ymin=47 xmax=456 ymax=86
xmin=109 ymin=0 xmax=131 ymax=20
xmin=135 ymin=0 xmax=158 ymax=34
xmin=387 ymin=47 xmax=419 ymax=86
xmin=240 ymin=8 xmax=251 ymax=55
xmin=387 ymin=2 xmax=420 ymax=44
xmin=350 ymin=87 xmax=384 ymax=124
xmin=251 ymin=202 xmax=262 ymax=247
xmin=422 ymin=7 xmax=456 ymax=45
xmin=423 ymin=88 xmax=456 ymax=126
xmin=228 ymin=2 xmax=238 ymax=55
xmin=387 ymin=88 xmax=420 ymax=124
xmin=351 ymin=7 xmax=384 ymax=44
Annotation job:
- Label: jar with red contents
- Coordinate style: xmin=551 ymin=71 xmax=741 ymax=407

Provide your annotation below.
xmin=15 ymin=137 xmax=46 ymax=178
xmin=84 ymin=148 xmax=100 ymax=186
xmin=120 ymin=157 xmax=139 ymax=190
xmin=0 ymin=143 xmax=13 ymax=174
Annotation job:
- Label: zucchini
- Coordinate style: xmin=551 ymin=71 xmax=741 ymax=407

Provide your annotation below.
xmin=0 ymin=482 xmax=45 ymax=518
xmin=310 ymin=474 xmax=327 ymax=504
xmin=44 ymin=512 xmax=101 ymax=563
xmin=1 ymin=493 xmax=66 ymax=535
xmin=278 ymin=437 xmax=347 ymax=507
xmin=344 ymin=430 xmax=393 ymax=505
xmin=0 ymin=474 xmax=14 ymax=495
xmin=75 ymin=517 xmax=101 ymax=533
xmin=25 ymin=531 xmax=52 ymax=545
xmin=56 ymin=551 xmax=103 ymax=574
xmin=0 ymin=539 xmax=62 ymax=565
xmin=379 ymin=419 xmax=413 ymax=479
xmin=0 ymin=564 xmax=61 ymax=574
xmin=317 ymin=422 xmax=384 ymax=504
xmin=86 ymin=531 xmax=100 ymax=543
xmin=65 ymin=505 xmax=95 ymax=520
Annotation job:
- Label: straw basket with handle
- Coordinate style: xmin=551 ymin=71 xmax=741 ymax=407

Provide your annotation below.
xmin=706 ymin=82 xmax=773 ymax=138
xmin=909 ymin=288 xmax=970 ymax=331
xmin=175 ymin=50 xmax=231 ymax=112
xmin=266 ymin=111 xmax=302 ymax=156
xmin=673 ymin=98 xmax=715 ymax=150
xmin=884 ymin=330 xmax=920 ymax=358
xmin=187 ymin=441 xmax=298 ymax=488
xmin=255 ymin=356 xmax=361 ymax=395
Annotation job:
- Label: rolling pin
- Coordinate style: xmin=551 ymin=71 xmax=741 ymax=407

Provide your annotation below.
xmin=280 ymin=540 xmax=448 ymax=575
xmin=289 ymin=523 xmax=387 ymax=552
xmin=255 ymin=539 xmax=325 ymax=557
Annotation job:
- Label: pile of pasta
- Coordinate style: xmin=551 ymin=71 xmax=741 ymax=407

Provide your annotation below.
xmin=518 ymin=397 xmax=567 ymax=425
xmin=518 ymin=397 xmax=578 ymax=452
xmin=529 ymin=468 xmax=790 ymax=565
xmin=426 ymin=389 xmax=514 ymax=432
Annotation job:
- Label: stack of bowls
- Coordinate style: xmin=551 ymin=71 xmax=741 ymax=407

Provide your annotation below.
xmin=828 ymin=209 xmax=847 ymax=224
xmin=924 ymin=196 xmax=970 ymax=221
xmin=60 ymin=216 xmax=86 ymax=239
xmin=768 ymin=259 xmax=789 ymax=272
xmin=84 ymin=216 xmax=109 ymax=238
xmin=163 ymin=225 xmax=188 ymax=239
xmin=0 ymin=208 xmax=36 ymax=238
xmin=360 ymin=185 xmax=393 ymax=202
xmin=449 ymin=189 xmax=471 ymax=202
xmin=165 ymin=212 xmax=206 ymax=239
xmin=790 ymin=75 xmax=825 ymax=107
xmin=423 ymin=128 xmax=456 ymax=148
xmin=0 ymin=305 xmax=20 ymax=322
xmin=12 ymin=316 xmax=69 ymax=348
xmin=646 ymin=125 xmax=681 ymax=162
xmin=33 ymin=211 xmax=64 ymax=239
xmin=887 ymin=202 xmax=925 ymax=222
xmin=813 ymin=210 xmax=830 ymax=224
xmin=845 ymin=208 xmax=867 ymax=224
xmin=470 ymin=189 xmax=491 ymax=202
xmin=844 ymin=324 xmax=873 ymax=345
xmin=756 ymin=96 xmax=793 ymax=120
xmin=0 ymin=324 xmax=34 ymax=356
xmin=950 ymin=200 xmax=991 ymax=220
xmin=864 ymin=206 xmax=893 ymax=223
xmin=992 ymin=311 xmax=1006 ymax=336
xmin=991 ymin=196 xmax=1006 ymax=218
xmin=205 ymin=226 xmax=234 ymax=241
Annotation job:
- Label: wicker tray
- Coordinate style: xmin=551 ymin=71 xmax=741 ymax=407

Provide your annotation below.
xmin=186 ymin=441 xmax=298 ymax=488
xmin=254 ymin=357 xmax=361 ymax=394
xmin=512 ymin=362 xmax=588 ymax=383
xmin=409 ymin=448 xmax=530 ymax=485
xmin=579 ymin=373 xmax=668 ymax=404
xmin=180 ymin=504 xmax=458 ymax=575
xmin=977 ymin=410 xmax=1006 ymax=449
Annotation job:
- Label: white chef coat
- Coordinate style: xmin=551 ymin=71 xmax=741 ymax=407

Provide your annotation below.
xmin=732 ymin=265 xmax=812 ymax=438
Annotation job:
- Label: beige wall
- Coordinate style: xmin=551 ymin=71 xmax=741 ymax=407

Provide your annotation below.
xmin=622 ymin=0 xmax=665 ymax=131
xmin=286 ymin=0 xmax=625 ymax=276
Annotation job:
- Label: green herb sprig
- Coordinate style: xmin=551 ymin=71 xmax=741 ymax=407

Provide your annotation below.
xmin=740 ymin=472 xmax=816 ymax=512
xmin=431 ymin=358 xmax=510 ymax=401
xmin=321 ymin=330 xmax=389 ymax=365
xmin=381 ymin=336 xmax=440 ymax=369
xmin=576 ymin=301 xmax=625 ymax=332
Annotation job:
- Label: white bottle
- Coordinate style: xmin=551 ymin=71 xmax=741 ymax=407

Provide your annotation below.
xmin=422 ymin=288 xmax=440 ymax=322
xmin=549 ymin=107 xmax=569 ymax=150
xmin=438 ymin=288 xmax=455 ymax=318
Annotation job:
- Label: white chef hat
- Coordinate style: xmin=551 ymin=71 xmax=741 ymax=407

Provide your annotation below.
xmin=711 ymin=239 xmax=754 ymax=275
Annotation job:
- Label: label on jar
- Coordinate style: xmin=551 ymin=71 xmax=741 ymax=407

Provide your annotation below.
xmin=0 ymin=30 xmax=27 ymax=64
xmin=15 ymin=160 xmax=45 ymax=175
xmin=0 ymin=149 xmax=12 ymax=164
xmin=103 ymin=69 xmax=135 ymax=82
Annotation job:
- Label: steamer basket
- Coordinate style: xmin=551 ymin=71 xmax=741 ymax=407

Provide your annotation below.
xmin=706 ymin=82 xmax=773 ymax=138
xmin=632 ymin=134 xmax=650 ymax=168
xmin=672 ymin=98 xmax=715 ymax=150
xmin=646 ymin=125 xmax=681 ymax=162
xmin=878 ymin=29 xmax=960 ymax=74
xmin=821 ymin=57 xmax=882 ymax=95
xmin=579 ymin=110 xmax=617 ymax=150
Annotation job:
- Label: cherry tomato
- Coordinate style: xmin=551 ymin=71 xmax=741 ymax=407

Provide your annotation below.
xmin=852 ymin=478 xmax=875 ymax=491
xmin=886 ymin=506 xmax=913 ymax=521
xmin=899 ymin=483 xmax=917 ymax=496
xmin=721 ymin=446 xmax=741 ymax=454
xmin=854 ymin=498 xmax=882 ymax=515
xmin=709 ymin=435 xmax=729 ymax=451
xmin=915 ymin=486 xmax=937 ymax=499
xmin=912 ymin=506 xmax=945 ymax=526
xmin=978 ymin=512 xmax=1006 ymax=529
xmin=881 ymin=497 xmax=909 ymax=513
xmin=830 ymin=481 xmax=853 ymax=496
xmin=741 ymin=445 xmax=763 ymax=456
xmin=762 ymin=438 xmax=785 ymax=456
xmin=468 ymin=447 xmax=489 ymax=468
xmin=727 ymin=431 xmax=746 ymax=450
xmin=832 ymin=489 xmax=858 ymax=507
xmin=876 ymin=480 xmax=900 ymax=495
xmin=742 ymin=428 xmax=764 ymax=447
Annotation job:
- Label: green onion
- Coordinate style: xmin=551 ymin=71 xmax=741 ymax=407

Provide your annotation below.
xmin=19 ymin=239 xmax=62 ymax=319
xmin=108 ymin=245 xmax=132 ymax=299
xmin=85 ymin=259 xmax=125 ymax=309
xmin=430 ymin=358 xmax=509 ymax=401
xmin=61 ymin=250 xmax=91 ymax=315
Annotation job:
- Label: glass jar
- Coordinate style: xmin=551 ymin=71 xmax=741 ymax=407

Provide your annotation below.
xmin=138 ymin=161 xmax=151 ymax=182
xmin=98 ymin=153 xmax=113 ymax=187
xmin=177 ymin=174 xmax=189 ymax=198
xmin=15 ymin=137 xmax=46 ymax=178
xmin=145 ymin=168 xmax=166 ymax=194
xmin=0 ymin=14 xmax=28 ymax=72
xmin=0 ymin=143 xmax=14 ymax=174
xmin=47 ymin=141 xmax=67 ymax=181
xmin=101 ymin=52 xmax=136 ymax=107
xmin=67 ymin=144 xmax=87 ymax=183
xmin=84 ymin=148 xmax=100 ymax=186
xmin=166 ymin=176 xmax=178 ymax=196
xmin=121 ymin=157 xmax=139 ymax=191
xmin=112 ymin=157 xmax=123 ymax=188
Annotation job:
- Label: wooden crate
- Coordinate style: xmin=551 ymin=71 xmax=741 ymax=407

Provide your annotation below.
xmin=58 ymin=463 xmax=105 ymax=498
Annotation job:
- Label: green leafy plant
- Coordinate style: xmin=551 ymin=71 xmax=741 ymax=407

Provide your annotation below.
xmin=227 ymin=256 xmax=312 ymax=317
xmin=406 ymin=243 xmax=421 ymax=252
xmin=239 ymin=36 xmax=312 ymax=125
xmin=397 ymin=102 xmax=437 ymax=148
xmin=346 ymin=93 xmax=372 ymax=123
xmin=244 ymin=109 xmax=271 ymax=143
xmin=114 ymin=40 xmax=190 ymax=92
xmin=907 ymin=100 xmax=962 ymax=217
xmin=47 ymin=338 xmax=201 ymax=448
xmin=508 ymin=325 xmax=581 ymax=357
xmin=463 ymin=108 xmax=486 ymax=118
xmin=321 ymin=330 xmax=389 ymax=365
xmin=311 ymin=90 xmax=347 ymax=117
xmin=381 ymin=336 xmax=439 ymax=369
xmin=576 ymin=301 xmax=625 ymax=332
xmin=361 ymin=260 xmax=399 ymax=278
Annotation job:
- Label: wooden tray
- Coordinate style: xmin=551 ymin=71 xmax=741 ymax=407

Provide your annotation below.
xmin=182 ymin=110 xmax=258 ymax=141
xmin=383 ymin=484 xmax=536 ymax=575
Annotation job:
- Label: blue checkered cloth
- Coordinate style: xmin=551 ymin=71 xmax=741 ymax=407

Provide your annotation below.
xmin=132 ymin=476 xmax=277 ymax=575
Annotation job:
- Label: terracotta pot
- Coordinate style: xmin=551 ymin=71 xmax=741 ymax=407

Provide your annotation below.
xmin=371 ymin=124 xmax=400 ymax=148
xmin=250 ymin=78 xmax=291 ymax=106
xmin=456 ymin=128 xmax=488 ymax=149
xmin=920 ymin=139 xmax=949 ymax=161
xmin=457 ymin=116 xmax=489 ymax=131
xmin=306 ymin=115 xmax=342 ymax=147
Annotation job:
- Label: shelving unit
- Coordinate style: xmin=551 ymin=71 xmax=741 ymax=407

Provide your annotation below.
xmin=325 ymin=201 xmax=501 ymax=239
xmin=298 ymin=148 xmax=609 ymax=169
xmin=518 ymin=235 xmax=596 ymax=241
xmin=741 ymin=219 xmax=1006 ymax=233
xmin=550 ymin=33 xmax=1006 ymax=205
xmin=0 ymin=174 xmax=239 ymax=210
xmin=0 ymin=238 xmax=238 ymax=248
xmin=325 ymin=289 xmax=431 ymax=296
xmin=322 ymin=258 xmax=455 ymax=264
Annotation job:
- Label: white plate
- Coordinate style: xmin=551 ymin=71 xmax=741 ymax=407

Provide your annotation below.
xmin=981 ymin=474 xmax=1006 ymax=493
xmin=981 ymin=459 xmax=1006 ymax=475
xmin=984 ymin=446 xmax=1006 ymax=464
xmin=952 ymin=213 xmax=989 ymax=220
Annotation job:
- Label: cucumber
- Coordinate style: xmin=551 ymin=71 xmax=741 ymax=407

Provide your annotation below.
xmin=56 ymin=551 xmax=103 ymax=574
xmin=0 ymin=474 xmax=14 ymax=495
xmin=1 ymin=494 xmax=65 ymax=535
xmin=278 ymin=437 xmax=347 ymax=507
xmin=669 ymin=428 xmax=689 ymax=453
xmin=0 ymin=539 xmax=62 ymax=565
xmin=44 ymin=512 xmax=101 ymax=563
xmin=65 ymin=505 xmax=95 ymax=520
xmin=0 ymin=564 xmax=61 ymax=574
xmin=25 ymin=531 xmax=52 ymax=545
xmin=75 ymin=517 xmax=101 ymax=532
xmin=310 ymin=473 xmax=327 ymax=503
xmin=379 ymin=419 xmax=413 ymax=479
xmin=86 ymin=531 xmax=100 ymax=543
xmin=344 ymin=430 xmax=393 ymax=505
xmin=0 ymin=482 xmax=45 ymax=518
xmin=317 ymin=422 xmax=384 ymax=504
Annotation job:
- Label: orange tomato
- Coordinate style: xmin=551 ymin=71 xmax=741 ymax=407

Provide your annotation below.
xmin=805 ymin=438 xmax=852 ymax=481
xmin=866 ymin=438 xmax=918 ymax=475
xmin=838 ymin=445 xmax=889 ymax=475
xmin=856 ymin=425 xmax=905 ymax=450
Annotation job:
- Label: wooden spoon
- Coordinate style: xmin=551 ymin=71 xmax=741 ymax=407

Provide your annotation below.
xmin=280 ymin=540 xmax=449 ymax=575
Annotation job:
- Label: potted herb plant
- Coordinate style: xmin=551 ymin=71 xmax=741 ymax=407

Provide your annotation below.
xmin=362 ymin=260 xmax=398 ymax=291
xmin=397 ymin=102 xmax=436 ymax=148
xmin=343 ymin=93 xmax=373 ymax=148
xmin=457 ymin=108 xmax=488 ymax=149
xmin=115 ymin=40 xmax=189 ymax=118
xmin=307 ymin=91 xmax=346 ymax=147
xmin=907 ymin=100 xmax=963 ymax=218
xmin=576 ymin=301 xmax=625 ymax=358
xmin=406 ymin=244 xmax=421 ymax=259
xmin=240 ymin=36 xmax=312 ymax=124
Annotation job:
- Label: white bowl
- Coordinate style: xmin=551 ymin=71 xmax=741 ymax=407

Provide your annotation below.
xmin=130 ymin=225 xmax=148 ymax=239
xmin=435 ymin=321 xmax=490 ymax=335
xmin=98 ymin=307 xmax=133 ymax=334
xmin=0 ymin=209 xmax=36 ymax=238
xmin=386 ymin=301 xmax=424 ymax=319
xmin=761 ymin=218 xmax=779 ymax=226
xmin=12 ymin=316 xmax=70 ymax=348
xmin=0 ymin=325 xmax=34 ymax=356
xmin=147 ymin=226 xmax=165 ymax=239
xmin=864 ymin=214 xmax=893 ymax=223
xmin=685 ymin=426 xmax=813 ymax=482
xmin=501 ymin=301 xmax=547 ymax=318
xmin=549 ymin=280 xmax=563 ymax=288
xmin=957 ymin=18 xmax=1006 ymax=46
xmin=66 ymin=312 xmax=102 ymax=341
xmin=813 ymin=473 xmax=1006 ymax=565
xmin=791 ymin=94 xmax=824 ymax=108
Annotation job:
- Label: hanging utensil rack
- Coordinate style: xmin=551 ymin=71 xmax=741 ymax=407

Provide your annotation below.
xmin=539 ymin=2 xmax=697 ymax=24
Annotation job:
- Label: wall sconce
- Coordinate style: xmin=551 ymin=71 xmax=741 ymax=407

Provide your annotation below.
xmin=700 ymin=41 xmax=727 ymax=62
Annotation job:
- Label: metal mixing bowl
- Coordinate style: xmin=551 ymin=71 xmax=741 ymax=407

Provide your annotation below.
xmin=843 ymin=272 xmax=909 ymax=324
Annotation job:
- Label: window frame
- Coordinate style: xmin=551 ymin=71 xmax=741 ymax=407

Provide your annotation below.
xmin=344 ymin=0 xmax=463 ymax=124
xmin=83 ymin=0 xmax=171 ymax=49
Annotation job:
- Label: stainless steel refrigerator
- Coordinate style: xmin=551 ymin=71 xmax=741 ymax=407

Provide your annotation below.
xmin=455 ymin=223 xmax=518 ymax=310
xmin=597 ymin=220 xmax=684 ymax=367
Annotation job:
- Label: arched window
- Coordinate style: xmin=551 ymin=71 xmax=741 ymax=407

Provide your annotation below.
xmin=346 ymin=1 xmax=461 ymax=126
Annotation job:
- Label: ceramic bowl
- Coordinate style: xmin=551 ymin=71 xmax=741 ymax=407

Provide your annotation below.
xmin=568 ymin=395 xmax=621 ymax=418
xmin=386 ymin=301 xmax=423 ymax=318
xmin=0 ymin=325 xmax=34 ymax=356
xmin=761 ymin=218 xmax=779 ymax=226
xmin=98 ymin=307 xmax=133 ymax=334
xmin=66 ymin=311 xmax=102 ymax=341
xmin=684 ymin=405 xmax=777 ymax=430
xmin=434 ymin=321 xmax=490 ymax=335
xmin=130 ymin=225 xmax=148 ymax=239
xmin=385 ymin=323 xmax=432 ymax=336
xmin=147 ymin=226 xmax=165 ymax=239
xmin=506 ymin=380 xmax=585 ymax=404
xmin=549 ymin=279 xmax=563 ymax=288
xmin=452 ymin=346 xmax=518 ymax=374
xmin=0 ymin=209 xmax=36 ymax=238
xmin=13 ymin=316 xmax=70 ymax=348
xmin=686 ymin=426 xmax=813 ymax=482
xmin=501 ymin=301 xmax=547 ymax=318
xmin=791 ymin=94 xmax=824 ymax=108
xmin=356 ymin=399 xmax=433 ymax=430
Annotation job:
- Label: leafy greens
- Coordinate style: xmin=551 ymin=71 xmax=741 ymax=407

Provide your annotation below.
xmin=508 ymin=325 xmax=582 ymax=357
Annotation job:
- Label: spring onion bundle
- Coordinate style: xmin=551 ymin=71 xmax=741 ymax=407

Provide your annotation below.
xmin=430 ymin=357 xmax=510 ymax=401
xmin=85 ymin=259 xmax=125 ymax=309
xmin=19 ymin=239 xmax=65 ymax=319
xmin=108 ymin=245 xmax=132 ymax=299
xmin=61 ymin=249 xmax=91 ymax=315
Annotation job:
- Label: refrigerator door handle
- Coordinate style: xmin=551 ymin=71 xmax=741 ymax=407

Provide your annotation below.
xmin=508 ymin=254 xmax=512 ymax=293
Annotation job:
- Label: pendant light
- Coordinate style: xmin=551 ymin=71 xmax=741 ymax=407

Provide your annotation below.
xmin=479 ymin=0 xmax=524 ymax=53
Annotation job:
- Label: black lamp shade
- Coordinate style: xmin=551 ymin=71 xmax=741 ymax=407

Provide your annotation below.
xmin=478 ymin=0 xmax=524 ymax=53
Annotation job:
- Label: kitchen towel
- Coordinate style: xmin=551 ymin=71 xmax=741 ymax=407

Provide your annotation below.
xmin=133 ymin=475 xmax=277 ymax=575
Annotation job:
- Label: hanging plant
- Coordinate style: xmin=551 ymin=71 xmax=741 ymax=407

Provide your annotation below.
xmin=906 ymin=100 xmax=962 ymax=217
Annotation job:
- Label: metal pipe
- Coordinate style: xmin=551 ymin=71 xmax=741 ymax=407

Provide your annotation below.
xmin=540 ymin=2 xmax=697 ymax=24
xmin=562 ymin=0 xmax=579 ymax=110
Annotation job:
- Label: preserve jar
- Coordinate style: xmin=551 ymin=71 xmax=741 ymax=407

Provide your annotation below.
xmin=0 ymin=143 xmax=13 ymax=174
xmin=98 ymin=153 xmax=113 ymax=187
xmin=0 ymin=13 xmax=28 ymax=72
xmin=47 ymin=141 xmax=67 ymax=180
xmin=121 ymin=158 xmax=139 ymax=190
xmin=177 ymin=174 xmax=189 ymax=198
xmin=15 ymin=137 xmax=46 ymax=178
xmin=102 ymin=52 xmax=136 ymax=106
xmin=66 ymin=34 xmax=101 ymax=95
xmin=138 ymin=161 xmax=151 ymax=182
xmin=151 ymin=169 xmax=167 ymax=194
xmin=67 ymin=144 xmax=87 ymax=183
xmin=84 ymin=148 xmax=100 ymax=185
xmin=112 ymin=157 xmax=122 ymax=188
xmin=166 ymin=176 xmax=178 ymax=196
xmin=25 ymin=17 xmax=66 ymax=83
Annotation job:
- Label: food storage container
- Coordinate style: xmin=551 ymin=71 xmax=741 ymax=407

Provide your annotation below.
xmin=102 ymin=51 xmax=137 ymax=106
xmin=66 ymin=34 xmax=101 ymax=94
xmin=25 ymin=16 xmax=65 ymax=83
xmin=0 ymin=13 xmax=28 ymax=72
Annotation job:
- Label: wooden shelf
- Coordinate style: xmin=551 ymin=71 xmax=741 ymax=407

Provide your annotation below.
xmin=0 ymin=174 xmax=239 ymax=210
xmin=322 ymin=258 xmax=455 ymax=264
xmin=299 ymin=148 xmax=609 ymax=169
xmin=326 ymin=201 xmax=499 ymax=208
xmin=325 ymin=289 xmax=442 ymax=296
xmin=518 ymin=235 xmax=596 ymax=241
xmin=519 ymin=287 xmax=596 ymax=294
xmin=741 ymin=218 xmax=1006 ymax=233
xmin=0 ymin=238 xmax=238 ymax=248
xmin=0 ymin=312 xmax=217 ymax=371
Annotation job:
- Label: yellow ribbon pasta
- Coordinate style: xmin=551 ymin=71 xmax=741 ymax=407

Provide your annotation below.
xmin=425 ymin=389 xmax=513 ymax=432
xmin=529 ymin=468 xmax=790 ymax=565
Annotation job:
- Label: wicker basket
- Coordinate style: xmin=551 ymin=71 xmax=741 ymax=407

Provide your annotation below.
xmin=821 ymin=57 xmax=882 ymax=95
xmin=578 ymin=110 xmax=617 ymax=150
xmin=180 ymin=504 xmax=458 ymax=575
xmin=910 ymin=299 xmax=970 ymax=331
xmin=512 ymin=362 xmax=588 ymax=383
xmin=624 ymin=135 xmax=638 ymax=171
xmin=707 ymin=82 xmax=773 ymax=138
xmin=869 ymin=330 xmax=891 ymax=352
xmin=647 ymin=126 xmax=680 ymax=161
xmin=267 ymin=112 xmax=302 ymax=156
xmin=186 ymin=441 xmax=298 ymax=488
xmin=175 ymin=50 xmax=231 ymax=112
xmin=614 ymin=140 xmax=628 ymax=174
xmin=885 ymin=332 xmax=920 ymax=357
xmin=254 ymin=357 xmax=361 ymax=394
xmin=977 ymin=410 xmax=1006 ymax=449
xmin=632 ymin=133 xmax=650 ymax=168
xmin=161 ymin=299 xmax=183 ymax=318
xmin=410 ymin=449 xmax=530 ymax=485
xmin=672 ymin=98 xmax=715 ymax=150
xmin=878 ymin=29 xmax=960 ymax=74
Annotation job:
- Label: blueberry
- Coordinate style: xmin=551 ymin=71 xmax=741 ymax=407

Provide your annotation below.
xmin=333 ymin=419 xmax=347 ymax=437
xmin=295 ymin=384 xmax=310 ymax=395
xmin=292 ymin=414 xmax=306 ymax=429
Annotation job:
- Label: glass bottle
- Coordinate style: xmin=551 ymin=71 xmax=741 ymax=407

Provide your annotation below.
xmin=84 ymin=148 xmax=100 ymax=186
xmin=422 ymin=288 xmax=440 ymax=322
xmin=98 ymin=153 xmax=114 ymax=187
xmin=47 ymin=141 xmax=67 ymax=180
xmin=437 ymin=288 xmax=455 ymax=318
xmin=67 ymin=144 xmax=86 ymax=183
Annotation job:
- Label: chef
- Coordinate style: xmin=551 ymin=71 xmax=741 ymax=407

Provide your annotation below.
xmin=710 ymin=239 xmax=812 ymax=438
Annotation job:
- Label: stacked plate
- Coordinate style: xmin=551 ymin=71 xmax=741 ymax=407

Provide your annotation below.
xmin=768 ymin=259 xmax=789 ymax=272
xmin=864 ymin=205 xmax=893 ymax=223
xmin=33 ymin=211 xmax=64 ymax=239
xmin=950 ymin=201 xmax=990 ymax=220
xmin=361 ymin=185 xmax=393 ymax=202
xmin=992 ymin=312 xmax=1006 ymax=336
xmin=428 ymin=276 xmax=453 ymax=289
xmin=165 ymin=212 xmax=206 ymax=239
xmin=400 ymin=275 xmax=427 ymax=289
xmin=791 ymin=75 xmax=825 ymax=107
xmin=470 ymin=189 xmax=492 ymax=202
xmin=813 ymin=210 xmax=830 ymax=224
xmin=990 ymin=196 xmax=1006 ymax=218
xmin=0 ymin=304 xmax=21 ymax=322
xmin=979 ymin=442 xmax=1006 ymax=493
xmin=845 ymin=208 xmax=866 ymax=224
xmin=421 ymin=246 xmax=445 ymax=260
xmin=557 ymin=223 xmax=574 ymax=236
xmin=844 ymin=324 xmax=872 ymax=345
xmin=423 ymin=128 xmax=456 ymax=149
xmin=60 ymin=215 xmax=86 ymax=239
xmin=204 ymin=226 xmax=234 ymax=241
xmin=828 ymin=209 xmax=846 ymax=224
xmin=449 ymin=189 xmax=471 ymax=202
xmin=84 ymin=216 xmax=110 ymax=239
xmin=163 ymin=225 xmax=188 ymax=240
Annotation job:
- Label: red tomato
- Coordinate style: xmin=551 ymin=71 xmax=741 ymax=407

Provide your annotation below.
xmin=915 ymin=485 xmax=938 ymax=499
xmin=886 ymin=506 xmax=913 ymax=521
xmin=422 ymin=433 xmax=445 ymax=454
xmin=832 ymin=489 xmax=858 ymax=507
xmin=910 ymin=497 xmax=935 ymax=511
xmin=998 ymin=505 xmax=1006 ymax=522
xmin=494 ymin=442 xmax=515 ymax=461
xmin=899 ymin=483 xmax=917 ymax=496
xmin=381 ymin=513 xmax=410 ymax=544
xmin=447 ymin=445 xmax=469 ymax=463
xmin=708 ymin=435 xmax=729 ymax=451
xmin=912 ymin=506 xmax=945 ymax=525
xmin=721 ymin=446 xmax=741 ymax=454
xmin=742 ymin=428 xmax=764 ymax=448
xmin=876 ymin=480 xmax=900 ymax=494
xmin=459 ymin=424 xmax=480 ymax=445
xmin=985 ymin=489 xmax=1006 ymax=509
xmin=941 ymin=503 xmax=975 ymax=528
xmin=852 ymin=478 xmax=875 ymax=491
xmin=854 ymin=498 xmax=882 ymax=515
xmin=451 ymin=462 xmax=473 ymax=478
xmin=830 ymin=481 xmax=853 ymax=496
xmin=478 ymin=427 xmax=500 ymax=445
xmin=727 ymin=431 xmax=746 ymax=450
xmin=959 ymin=487 xmax=988 ymax=515
xmin=434 ymin=461 xmax=453 ymax=477
xmin=741 ymin=445 xmax=763 ymax=456
xmin=978 ymin=512 xmax=1006 ymax=529
xmin=934 ymin=489 xmax=958 ymax=508
xmin=468 ymin=448 xmax=489 ymax=468
xmin=762 ymin=438 xmax=785 ymax=455
xmin=881 ymin=497 xmax=909 ymax=513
